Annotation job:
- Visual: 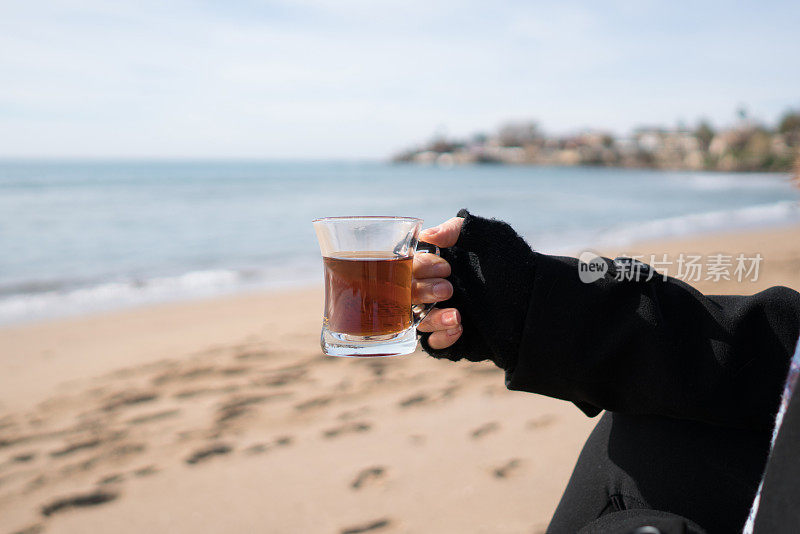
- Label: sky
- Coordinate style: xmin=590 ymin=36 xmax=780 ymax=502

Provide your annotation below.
xmin=0 ymin=0 xmax=799 ymax=159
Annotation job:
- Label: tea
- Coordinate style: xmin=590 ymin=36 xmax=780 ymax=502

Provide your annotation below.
xmin=323 ymin=251 xmax=413 ymax=337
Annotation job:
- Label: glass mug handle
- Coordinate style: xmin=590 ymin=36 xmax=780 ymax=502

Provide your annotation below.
xmin=411 ymin=241 xmax=441 ymax=327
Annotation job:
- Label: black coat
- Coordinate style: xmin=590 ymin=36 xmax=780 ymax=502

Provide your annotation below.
xmin=421 ymin=209 xmax=800 ymax=533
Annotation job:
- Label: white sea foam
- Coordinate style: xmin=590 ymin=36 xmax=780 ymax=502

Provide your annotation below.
xmin=675 ymin=172 xmax=791 ymax=191
xmin=0 ymin=266 xmax=319 ymax=326
xmin=534 ymin=200 xmax=800 ymax=254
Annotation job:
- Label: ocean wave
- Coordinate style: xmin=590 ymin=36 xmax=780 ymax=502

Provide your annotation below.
xmin=674 ymin=173 xmax=794 ymax=191
xmin=0 ymin=266 xmax=319 ymax=325
xmin=535 ymin=200 xmax=800 ymax=253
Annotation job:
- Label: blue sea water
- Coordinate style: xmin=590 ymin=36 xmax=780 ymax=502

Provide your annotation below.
xmin=1 ymin=160 xmax=799 ymax=325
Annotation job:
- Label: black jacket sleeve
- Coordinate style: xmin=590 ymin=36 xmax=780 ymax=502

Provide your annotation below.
xmin=420 ymin=210 xmax=800 ymax=430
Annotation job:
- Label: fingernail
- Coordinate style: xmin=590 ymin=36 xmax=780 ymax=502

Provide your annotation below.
xmin=445 ymin=325 xmax=462 ymax=336
xmin=443 ymin=310 xmax=458 ymax=326
xmin=422 ymin=226 xmax=440 ymax=236
xmin=433 ymin=281 xmax=450 ymax=299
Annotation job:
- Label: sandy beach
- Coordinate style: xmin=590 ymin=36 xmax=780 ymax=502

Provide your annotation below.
xmin=2 ymin=225 xmax=800 ymax=534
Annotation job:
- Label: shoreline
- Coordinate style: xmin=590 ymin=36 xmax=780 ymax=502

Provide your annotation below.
xmin=4 ymin=199 xmax=800 ymax=328
xmin=1 ymin=224 xmax=799 ymax=533
xmin=393 ymin=160 xmax=797 ymax=174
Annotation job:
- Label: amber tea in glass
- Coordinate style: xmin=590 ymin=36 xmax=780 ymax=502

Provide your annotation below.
xmin=313 ymin=217 xmax=438 ymax=357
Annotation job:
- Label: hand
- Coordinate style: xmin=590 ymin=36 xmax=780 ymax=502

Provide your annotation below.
xmin=413 ymin=217 xmax=464 ymax=349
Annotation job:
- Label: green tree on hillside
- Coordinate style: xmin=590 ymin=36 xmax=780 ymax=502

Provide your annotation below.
xmin=695 ymin=121 xmax=715 ymax=152
xmin=778 ymin=110 xmax=800 ymax=147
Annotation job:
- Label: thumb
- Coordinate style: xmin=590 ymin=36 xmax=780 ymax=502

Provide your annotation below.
xmin=420 ymin=217 xmax=464 ymax=248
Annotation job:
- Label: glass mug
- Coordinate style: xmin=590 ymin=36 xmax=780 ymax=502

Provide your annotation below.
xmin=312 ymin=216 xmax=439 ymax=357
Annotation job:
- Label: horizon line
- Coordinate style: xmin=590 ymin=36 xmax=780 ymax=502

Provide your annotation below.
xmin=0 ymin=156 xmax=387 ymax=163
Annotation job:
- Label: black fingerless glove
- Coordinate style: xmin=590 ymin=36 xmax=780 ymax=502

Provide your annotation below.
xmin=418 ymin=209 xmax=537 ymax=371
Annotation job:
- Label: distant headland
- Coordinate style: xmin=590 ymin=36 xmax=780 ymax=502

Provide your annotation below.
xmin=392 ymin=109 xmax=800 ymax=176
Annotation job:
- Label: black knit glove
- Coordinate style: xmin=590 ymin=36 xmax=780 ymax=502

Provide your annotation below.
xmin=418 ymin=209 xmax=537 ymax=371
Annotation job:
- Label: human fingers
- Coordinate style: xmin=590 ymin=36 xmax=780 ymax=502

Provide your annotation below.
xmin=412 ymin=251 xmax=451 ymax=279
xmin=417 ymin=307 xmax=461 ymax=332
xmin=419 ymin=217 xmax=464 ymax=248
xmin=412 ymin=278 xmax=453 ymax=303
xmin=426 ymin=326 xmax=463 ymax=349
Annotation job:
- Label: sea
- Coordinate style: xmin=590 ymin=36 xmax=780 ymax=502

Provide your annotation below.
xmin=1 ymin=160 xmax=799 ymax=325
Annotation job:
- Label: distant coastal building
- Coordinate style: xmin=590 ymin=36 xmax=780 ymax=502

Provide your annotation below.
xmin=393 ymin=111 xmax=800 ymax=174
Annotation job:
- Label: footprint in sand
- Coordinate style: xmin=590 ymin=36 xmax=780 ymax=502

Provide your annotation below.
xmin=275 ymin=436 xmax=292 ymax=446
xmin=252 ymin=367 xmax=307 ymax=388
xmin=216 ymin=394 xmax=290 ymax=425
xmin=526 ymin=414 xmax=557 ymax=430
xmin=185 ymin=443 xmax=233 ymax=465
xmin=97 ymin=473 xmax=125 ymax=485
xmin=40 ymin=489 xmax=119 ymax=516
xmin=26 ymin=474 xmax=47 ymax=491
xmin=441 ymin=383 xmax=460 ymax=398
xmin=217 ymin=366 xmax=250 ymax=377
xmin=244 ymin=435 xmax=294 ymax=455
xmin=322 ymin=422 xmax=372 ymax=439
xmin=102 ymin=390 xmax=159 ymax=412
xmin=470 ymin=422 xmax=500 ymax=439
xmin=126 ymin=409 xmax=181 ymax=426
xmin=133 ymin=465 xmax=159 ymax=477
xmin=483 ymin=384 xmax=506 ymax=397
xmin=0 ymin=415 xmax=17 ymax=430
xmin=408 ymin=434 xmax=426 ymax=446
xmin=492 ymin=459 xmax=522 ymax=479
xmin=50 ymin=438 xmax=102 ymax=458
xmin=108 ymin=442 xmax=147 ymax=459
xmin=97 ymin=466 xmax=158 ymax=484
xmin=12 ymin=452 xmax=37 ymax=463
xmin=173 ymin=385 xmax=240 ymax=400
xmin=54 ymin=438 xmax=143 ymax=475
xmin=0 ymin=437 xmax=19 ymax=449
xmin=350 ymin=466 xmax=386 ymax=490
xmin=397 ymin=394 xmax=428 ymax=408
xmin=151 ymin=366 xmax=217 ymax=386
xmin=366 ymin=360 xmax=388 ymax=378
xmin=294 ymin=396 xmax=333 ymax=412
xmin=245 ymin=443 xmax=270 ymax=455
xmin=2 ymin=427 xmax=78 ymax=451
xmin=235 ymin=349 xmax=272 ymax=361
xmin=318 ymin=353 xmax=345 ymax=364
xmin=337 ymin=407 xmax=371 ymax=421
xmin=10 ymin=523 xmax=45 ymax=534
xmin=466 ymin=365 xmax=502 ymax=376
xmin=340 ymin=518 xmax=392 ymax=534
xmin=398 ymin=386 xmax=458 ymax=409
